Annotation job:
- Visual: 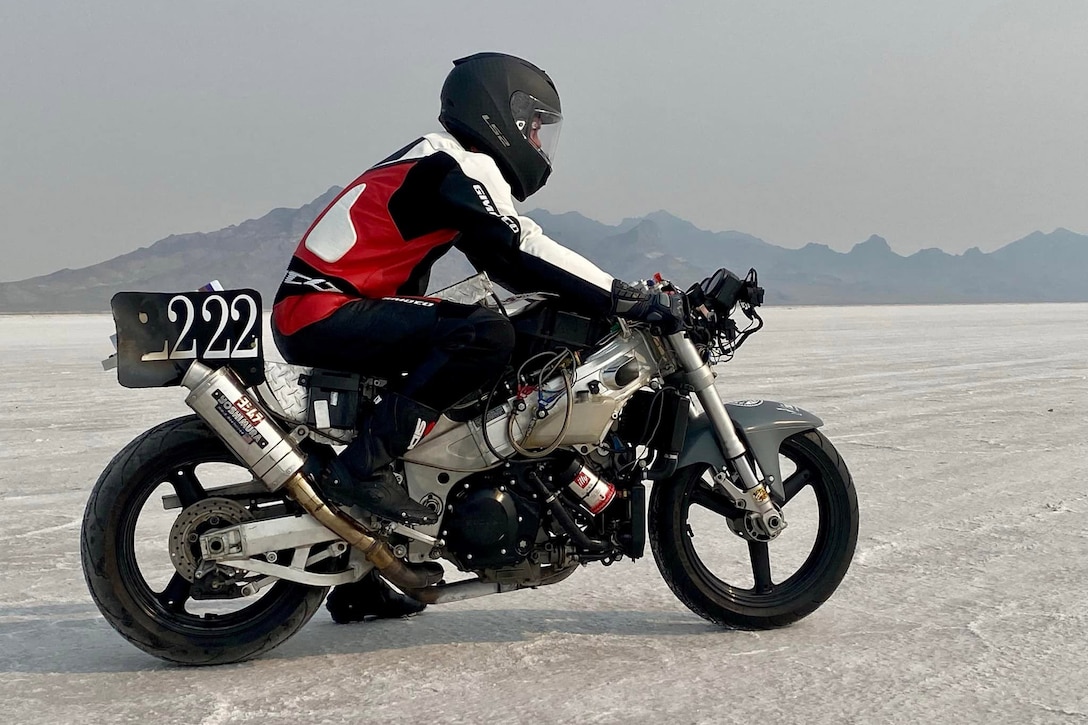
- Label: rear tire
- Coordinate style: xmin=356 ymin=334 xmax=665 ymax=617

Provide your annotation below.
xmin=649 ymin=429 xmax=858 ymax=629
xmin=81 ymin=415 xmax=328 ymax=665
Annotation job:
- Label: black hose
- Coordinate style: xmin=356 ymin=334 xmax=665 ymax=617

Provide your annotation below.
xmin=526 ymin=471 xmax=609 ymax=553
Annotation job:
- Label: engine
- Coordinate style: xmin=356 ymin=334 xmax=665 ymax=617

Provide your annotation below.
xmin=439 ymin=451 xmax=630 ymax=571
xmin=441 ymin=468 xmax=543 ymax=569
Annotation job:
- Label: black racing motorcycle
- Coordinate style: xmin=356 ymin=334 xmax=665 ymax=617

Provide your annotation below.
xmin=81 ymin=267 xmax=858 ymax=664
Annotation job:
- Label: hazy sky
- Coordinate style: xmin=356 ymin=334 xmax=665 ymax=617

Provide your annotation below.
xmin=2 ymin=1 xmax=1086 ymax=282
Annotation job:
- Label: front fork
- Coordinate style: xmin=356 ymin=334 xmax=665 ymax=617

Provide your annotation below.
xmin=668 ymin=332 xmax=787 ymax=541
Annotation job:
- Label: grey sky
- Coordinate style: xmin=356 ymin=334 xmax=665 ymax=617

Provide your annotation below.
xmin=2 ymin=1 xmax=1086 ymax=283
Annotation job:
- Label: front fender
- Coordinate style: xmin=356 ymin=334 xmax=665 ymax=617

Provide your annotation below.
xmin=673 ymin=399 xmax=823 ymax=501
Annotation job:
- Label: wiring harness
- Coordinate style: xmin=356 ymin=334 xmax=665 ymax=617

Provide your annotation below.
xmin=478 ymin=347 xmax=579 ymax=462
xmin=685 ymin=267 xmax=765 ymax=365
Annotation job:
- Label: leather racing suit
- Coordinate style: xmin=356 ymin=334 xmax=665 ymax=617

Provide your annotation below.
xmin=272 ymin=131 xmax=620 ymax=414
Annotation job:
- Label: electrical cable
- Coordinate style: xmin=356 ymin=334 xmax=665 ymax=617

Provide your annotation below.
xmin=508 ymin=363 xmax=574 ymax=458
xmin=479 ymin=373 xmax=514 ymax=463
xmin=616 ymin=385 xmax=676 ymax=475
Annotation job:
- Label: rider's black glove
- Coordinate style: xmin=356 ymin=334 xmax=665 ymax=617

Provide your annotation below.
xmin=610 ymin=280 xmax=687 ymax=334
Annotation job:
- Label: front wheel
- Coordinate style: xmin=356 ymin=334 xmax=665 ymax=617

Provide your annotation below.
xmin=81 ymin=415 xmax=329 ymax=665
xmin=649 ymin=429 xmax=858 ymax=629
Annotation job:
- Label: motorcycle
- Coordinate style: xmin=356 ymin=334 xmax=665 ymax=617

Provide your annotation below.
xmin=81 ymin=267 xmax=858 ymax=665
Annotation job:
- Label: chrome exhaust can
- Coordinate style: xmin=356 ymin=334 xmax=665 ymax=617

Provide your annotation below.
xmin=181 ymin=361 xmax=306 ymax=490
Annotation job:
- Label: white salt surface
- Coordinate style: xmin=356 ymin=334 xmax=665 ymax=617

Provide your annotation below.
xmin=0 ymin=305 xmax=1085 ymax=724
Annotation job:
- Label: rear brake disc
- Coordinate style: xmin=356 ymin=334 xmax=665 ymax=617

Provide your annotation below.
xmin=168 ymin=497 xmax=254 ymax=581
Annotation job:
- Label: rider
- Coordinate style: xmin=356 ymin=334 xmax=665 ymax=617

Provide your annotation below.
xmin=271 ymin=52 xmax=685 ymax=621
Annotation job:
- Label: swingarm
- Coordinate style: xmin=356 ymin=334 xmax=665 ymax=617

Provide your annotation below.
xmin=193 ymin=513 xmax=369 ymax=587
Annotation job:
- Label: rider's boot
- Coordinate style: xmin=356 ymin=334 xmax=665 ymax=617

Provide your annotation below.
xmin=319 ymin=392 xmax=439 ymax=525
xmin=326 ymin=569 xmax=427 ymax=623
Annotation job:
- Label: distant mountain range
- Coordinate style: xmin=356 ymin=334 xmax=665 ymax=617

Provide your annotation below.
xmin=1 ymin=186 xmax=1085 ymax=313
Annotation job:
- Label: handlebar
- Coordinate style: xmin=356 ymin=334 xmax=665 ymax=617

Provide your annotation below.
xmin=624 ymin=267 xmax=764 ymax=359
xmin=679 ymin=267 xmax=764 ymax=361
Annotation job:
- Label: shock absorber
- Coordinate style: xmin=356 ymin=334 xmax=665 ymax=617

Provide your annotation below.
xmin=666 ymin=331 xmax=787 ymax=540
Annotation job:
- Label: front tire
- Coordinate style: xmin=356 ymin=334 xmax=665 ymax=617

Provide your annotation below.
xmin=649 ymin=429 xmax=858 ymax=629
xmin=81 ymin=415 xmax=328 ymax=665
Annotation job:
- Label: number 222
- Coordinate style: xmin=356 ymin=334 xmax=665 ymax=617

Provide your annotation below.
xmin=141 ymin=294 xmax=259 ymax=362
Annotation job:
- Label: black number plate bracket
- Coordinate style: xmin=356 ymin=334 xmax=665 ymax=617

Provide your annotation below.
xmin=111 ymin=289 xmax=265 ymax=388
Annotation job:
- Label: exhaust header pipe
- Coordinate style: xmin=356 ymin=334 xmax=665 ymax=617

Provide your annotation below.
xmin=181 ymin=361 xmax=442 ymax=590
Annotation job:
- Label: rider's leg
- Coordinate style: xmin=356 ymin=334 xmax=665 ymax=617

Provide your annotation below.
xmin=274 ymin=297 xmax=514 ymax=522
xmin=320 ymin=392 xmax=441 ymax=523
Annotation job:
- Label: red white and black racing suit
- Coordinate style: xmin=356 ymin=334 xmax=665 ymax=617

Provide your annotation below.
xmin=272 ymin=131 xmax=618 ymax=414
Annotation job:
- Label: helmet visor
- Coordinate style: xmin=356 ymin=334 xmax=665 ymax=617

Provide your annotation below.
xmin=510 ymin=90 xmax=562 ymax=165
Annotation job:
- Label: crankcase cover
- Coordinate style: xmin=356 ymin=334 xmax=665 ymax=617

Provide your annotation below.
xmin=444 ymin=486 xmax=539 ymax=569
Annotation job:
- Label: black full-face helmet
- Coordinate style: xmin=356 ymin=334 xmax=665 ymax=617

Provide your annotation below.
xmin=439 ymin=52 xmax=563 ymax=201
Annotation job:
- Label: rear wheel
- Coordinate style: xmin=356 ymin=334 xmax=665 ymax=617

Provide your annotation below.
xmin=648 ymin=429 xmax=858 ymax=629
xmin=81 ymin=415 xmax=328 ymax=665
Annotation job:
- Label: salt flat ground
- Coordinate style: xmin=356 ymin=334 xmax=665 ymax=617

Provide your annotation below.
xmin=0 ymin=304 xmax=1084 ymax=725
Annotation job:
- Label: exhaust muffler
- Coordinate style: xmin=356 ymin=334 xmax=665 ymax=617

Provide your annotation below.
xmin=181 ymin=361 xmax=306 ymax=489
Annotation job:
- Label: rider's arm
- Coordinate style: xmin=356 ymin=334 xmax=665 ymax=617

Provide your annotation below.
xmin=432 ymin=149 xmax=616 ymax=315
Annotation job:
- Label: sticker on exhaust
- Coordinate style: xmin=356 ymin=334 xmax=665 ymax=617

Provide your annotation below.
xmin=212 ymin=389 xmax=270 ymax=448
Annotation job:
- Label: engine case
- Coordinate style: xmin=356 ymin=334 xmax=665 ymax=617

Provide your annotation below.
xmin=442 ymin=473 xmax=541 ymax=569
